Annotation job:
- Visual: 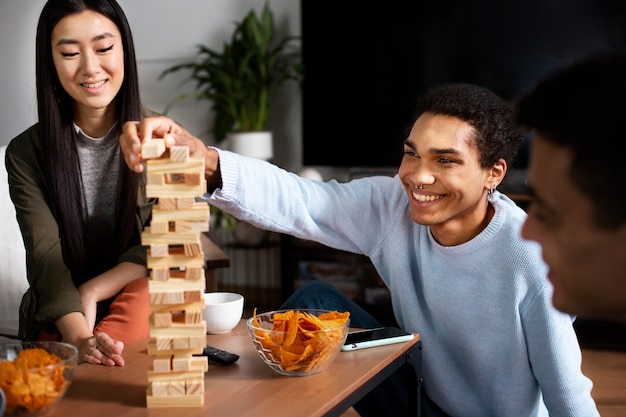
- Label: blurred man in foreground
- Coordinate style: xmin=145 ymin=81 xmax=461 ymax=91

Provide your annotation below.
xmin=517 ymin=51 xmax=626 ymax=323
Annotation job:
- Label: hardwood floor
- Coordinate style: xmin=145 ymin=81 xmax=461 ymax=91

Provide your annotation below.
xmin=582 ymin=348 xmax=626 ymax=417
xmin=576 ymin=319 xmax=626 ymax=417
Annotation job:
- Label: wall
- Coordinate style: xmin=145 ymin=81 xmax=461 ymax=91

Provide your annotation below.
xmin=0 ymin=0 xmax=302 ymax=173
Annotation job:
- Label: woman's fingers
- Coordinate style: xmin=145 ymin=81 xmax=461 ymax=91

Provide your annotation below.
xmin=94 ymin=332 xmax=126 ymax=367
xmin=81 ymin=333 xmax=125 ymax=367
xmin=80 ymin=337 xmax=102 ymax=365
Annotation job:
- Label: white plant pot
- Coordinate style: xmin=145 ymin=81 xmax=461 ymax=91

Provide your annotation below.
xmin=226 ymin=131 xmax=273 ymax=161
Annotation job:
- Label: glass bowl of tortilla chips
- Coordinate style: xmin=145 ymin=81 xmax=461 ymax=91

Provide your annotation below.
xmin=248 ymin=308 xmax=350 ymax=376
xmin=0 ymin=341 xmax=78 ymax=415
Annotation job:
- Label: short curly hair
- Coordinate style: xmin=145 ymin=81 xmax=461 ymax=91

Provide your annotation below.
xmin=413 ymin=83 xmax=524 ymax=169
xmin=516 ymin=52 xmax=626 ymax=229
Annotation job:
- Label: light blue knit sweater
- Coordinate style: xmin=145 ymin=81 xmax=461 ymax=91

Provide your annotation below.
xmin=206 ymin=149 xmax=599 ymax=417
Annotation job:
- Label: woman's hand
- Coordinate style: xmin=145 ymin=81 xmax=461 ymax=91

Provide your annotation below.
xmin=81 ymin=332 xmax=125 ymax=367
xmin=57 ymin=312 xmax=125 ymax=366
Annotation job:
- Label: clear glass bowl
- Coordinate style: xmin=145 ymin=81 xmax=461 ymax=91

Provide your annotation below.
xmin=0 ymin=341 xmax=78 ymax=415
xmin=247 ymin=309 xmax=350 ymax=376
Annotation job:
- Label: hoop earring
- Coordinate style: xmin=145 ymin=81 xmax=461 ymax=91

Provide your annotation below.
xmin=487 ymin=186 xmax=495 ymax=201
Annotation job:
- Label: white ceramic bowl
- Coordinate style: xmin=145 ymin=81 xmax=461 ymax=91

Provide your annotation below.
xmin=202 ymin=292 xmax=244 ymax=334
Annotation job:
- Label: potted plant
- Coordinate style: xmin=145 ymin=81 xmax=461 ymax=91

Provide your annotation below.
xmin=159 ymin=2 xmax=301 ymax=146
xmin=160 ymin=2 xmax=301 ymax=242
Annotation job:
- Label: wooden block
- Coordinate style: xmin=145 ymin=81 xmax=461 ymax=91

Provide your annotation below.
xmin=146 ymin=157 xmax=204 ymax=174
xmin=146 ymin=393 xmax=204 ymax=408
xmin=176 ymin=197 xmax=195 ymax=209
xmin=168 ymin=380 xmax=185 ymax=396
xmin=146 ymin=180 xmax=207 ymax=198
xmin=147 ymin=252 xmax=204 ymax=270
xmin=170 ymin=146 xmax=189 ymax=162
xmin=157 ymin=337 xmax=205 ymax=353
xmin=152 ymin=312 xmax=172 ymax=328
xmin=147 ymin=341 xmax=203 ymax=356
xmin=149 ymin=322 xmax=206 ymax=338
xmin=142 ymin=139 xmax=166 ymax=159
xmin=150 ymin=300 xmax=204 ymax=315
xmin=174 ymin=220 xmax=193 ymax=232
xmin=183 ymin=243 xmax=202 ymax=257
xmin=184 ymin=173 xmax=201 ymax=186
xmin=172 ymin=355 xmax=191 ymax=372
xmin=185 ymin=267 xmax=203 ymax=280
xmin=173 ymin=337 xmax=190 ymax=350
xmin=147 ymin=369 xmax=204 ymax=383
xmin=148 ymin=276 xmax=206 ymax=292
xmin=149 ymin=290 xmax=185 ymax=305
xmin=149 ymin=381 xmax=169 ymax=397
xmin=155 ymin=337 xmax=173 ymax=351
xmin=149 ymin=221 xmax=169 ymax=234
xmin=185 ymin=378 xmax=204 ymax=395
xmin=144 ymin=157 xmax=205 ymax=197
xmin=150 ymin=268 xmax=170 ymax=281
xmin=184 ymin=289 xmax=203 ymax=303
xmin=185 ymin=310 xmax=202 ymax=324
xmin=150 ymin=244 xmax=169 ymax=258
xmin=190 ymin=220 xmax=210 ymax=232
xmin=189 ymin=335 xmax=205 ymax=349
xmin=147 ymin=173 xmax=165 ymax=185
xmin=142 ymin=229 xmax=200 ymax=245
xmin=189 ymin=356 xmax=208 ymax=373
xmin=174 ymin=220 xmax=210 ymax=233
xmin=168 ymin=291 xmax=186 ymax=304
xmin=152 ymin=356 xmax=172 ymax=373
xmin=151 ymin=203 xmax=210 ymax=223
xmin=157 ymin=197 xmax=177 ymax=210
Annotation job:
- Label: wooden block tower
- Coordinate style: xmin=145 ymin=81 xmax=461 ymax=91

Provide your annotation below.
xmin=141 ymin=139 xmax=210 ymax=408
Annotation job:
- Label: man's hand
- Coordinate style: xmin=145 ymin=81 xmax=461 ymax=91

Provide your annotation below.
xmin=120 ymin=116 xmax=181 ymax=173
xmin=120 ymin=116 xmax=220 ymax=182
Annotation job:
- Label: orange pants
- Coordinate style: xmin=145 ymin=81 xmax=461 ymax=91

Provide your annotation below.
xmin=93 ymin=277 xmax=150 ymax=344
xmin=39 ymin=277 xmax=150 ymax=345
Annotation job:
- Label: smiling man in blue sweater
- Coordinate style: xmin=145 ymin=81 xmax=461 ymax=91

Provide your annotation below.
xmin=121 ymin=83 xmax=599 ymax=416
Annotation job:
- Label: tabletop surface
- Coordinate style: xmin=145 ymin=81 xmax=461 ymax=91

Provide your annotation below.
xmin=40 ymin=320 xmax=419 ymax=417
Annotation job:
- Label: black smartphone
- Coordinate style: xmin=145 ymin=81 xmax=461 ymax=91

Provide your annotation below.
xmin=341 ymin=327 xmax=414 ymax=351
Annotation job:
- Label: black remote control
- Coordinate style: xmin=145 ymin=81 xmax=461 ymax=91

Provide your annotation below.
xmin=195 ymin=345 xmax=239 ymax=365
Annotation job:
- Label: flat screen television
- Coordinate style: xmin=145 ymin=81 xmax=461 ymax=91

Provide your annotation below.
xmin=301 ymin=0 xmax=626 ymax=169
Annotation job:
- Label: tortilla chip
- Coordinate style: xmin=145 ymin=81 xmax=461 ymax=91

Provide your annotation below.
xmin=252 ymin=309 xmax=350 ymax=373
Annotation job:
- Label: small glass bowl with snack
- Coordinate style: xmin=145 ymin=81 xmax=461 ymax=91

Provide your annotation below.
xmin=247 ymin=308 xmax=350 ymax=376
xmin=0 ymin=341 xmax=78 ymax=415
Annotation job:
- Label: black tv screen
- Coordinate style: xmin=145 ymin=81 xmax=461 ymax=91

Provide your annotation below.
xmin=301 ymin=0 xmax=626 ymax=168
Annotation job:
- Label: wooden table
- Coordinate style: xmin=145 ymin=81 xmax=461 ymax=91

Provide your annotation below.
xmin=44 ymin=320 xmax=422 ymax=417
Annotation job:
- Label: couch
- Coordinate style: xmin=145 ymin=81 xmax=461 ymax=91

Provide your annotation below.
xmin=0 ymin=145 xmax=29 ymax=338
